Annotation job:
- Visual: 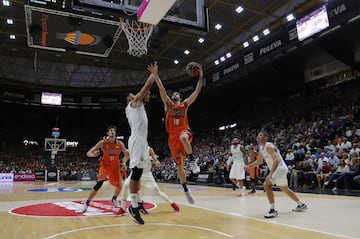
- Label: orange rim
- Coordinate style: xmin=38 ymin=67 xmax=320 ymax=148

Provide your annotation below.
xmin=119 ymin=17 xmax=153 ymax=32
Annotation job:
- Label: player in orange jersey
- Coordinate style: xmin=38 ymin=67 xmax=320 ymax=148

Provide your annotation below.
xmin=247 ymin=143 xmax=260 ymax=194
xmin=152 ymin=62 xmax=203 ymax=204
xmin=79 ymin=125 xmax=129 ymax=213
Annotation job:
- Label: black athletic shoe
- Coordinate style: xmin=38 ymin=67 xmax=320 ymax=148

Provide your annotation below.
xmin=138 ymin=201 xmax=149 ymax=214
xmin=127 ymin=206 xmax=144 ymax=225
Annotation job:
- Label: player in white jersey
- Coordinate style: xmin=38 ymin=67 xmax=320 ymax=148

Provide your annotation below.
xmin=226 ymin=138 xmax=246 ymax=196
xmin=245 ymin=131 xmax=308 ymax=218
xmin=124 ymin=62 xmax=157 ymax=224
xmin=115 ymin=146 xmax=180 ymax=216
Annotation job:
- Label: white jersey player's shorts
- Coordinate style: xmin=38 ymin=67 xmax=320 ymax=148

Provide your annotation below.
xmin=269 ymin=168 xmax=288 ymax=186
xmin=128 ymin=136 xmax=148 ymax=169
xmin=229 ymin=161 xmax=245 ymax=180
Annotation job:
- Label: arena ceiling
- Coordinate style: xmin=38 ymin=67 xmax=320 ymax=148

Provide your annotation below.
xmin=0 ymin=0 xmax=359 ymax=94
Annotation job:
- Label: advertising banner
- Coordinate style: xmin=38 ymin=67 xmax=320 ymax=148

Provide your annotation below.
xmin=0 ymin=173 xmax=14 ymax=182
xmin=35 ymin=170 xmax=46 ymax=181
xmin=14 ymin=173 xmax=36 ymax=182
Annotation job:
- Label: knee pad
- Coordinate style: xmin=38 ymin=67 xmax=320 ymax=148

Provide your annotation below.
xmin=93 ymin=180 xmax=104 ymax=191
xmin=130 ymin=167 xmax=143 ymax=181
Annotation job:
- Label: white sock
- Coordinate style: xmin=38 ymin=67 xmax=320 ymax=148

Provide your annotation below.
xmin=130 ymin=193 xmax=138 ymax=207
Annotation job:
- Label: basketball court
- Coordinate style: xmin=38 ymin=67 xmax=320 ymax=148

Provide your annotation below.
xmin=0 ymin=181 xmax=359 ymax=239
xmin=2 ymin=1 xmax=360 ymax=238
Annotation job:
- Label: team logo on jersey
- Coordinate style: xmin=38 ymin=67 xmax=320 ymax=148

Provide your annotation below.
xmin=10 ymin=200 xmax=155 ymax=217
xmin=26 ymin=187 xmax=92 ymax=193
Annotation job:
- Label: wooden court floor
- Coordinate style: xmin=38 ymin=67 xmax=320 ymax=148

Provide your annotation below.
xmin=0 ymin=181 xmax=359 ymax=239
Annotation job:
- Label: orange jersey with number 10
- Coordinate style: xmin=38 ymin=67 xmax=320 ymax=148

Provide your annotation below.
xmin=165 ymin=102 xmax=189 ymax=134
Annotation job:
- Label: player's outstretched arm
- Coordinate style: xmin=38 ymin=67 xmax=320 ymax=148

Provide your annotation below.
xmin=132 ymin=63 xmax=156 ymax=103
xmin=150 ymin=62 xmax=171 ymax=108
xmin=184 ymin=65 xmax=203 ymax=107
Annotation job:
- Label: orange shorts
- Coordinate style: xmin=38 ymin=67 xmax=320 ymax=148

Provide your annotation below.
xmin=249 ymin=167 xmax=259 ymax=180
xmin=168 ymin=129 xmax=193 ymax=165
xmin=98 ymin=162 xmax=122 ymax=187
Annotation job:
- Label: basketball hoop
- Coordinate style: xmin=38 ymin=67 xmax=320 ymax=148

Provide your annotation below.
xmin=51 ymin=146 xmax=59 ymax=160
xmin=119 ymin=18 xmax=154 ymax=57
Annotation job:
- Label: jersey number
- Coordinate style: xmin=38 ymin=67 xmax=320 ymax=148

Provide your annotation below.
xmin=173 ymin=118 xmax=180 ymax=126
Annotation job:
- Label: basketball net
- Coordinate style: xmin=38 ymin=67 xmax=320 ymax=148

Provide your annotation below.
xmin=120 ymin=18 xmax=154 ymax=57
xmin=51 ymin=146 xmax=59 ymax=160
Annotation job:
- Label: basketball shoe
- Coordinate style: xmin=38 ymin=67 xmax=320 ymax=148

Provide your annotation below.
xmin=128 ymin=206 xmax=144 ymax=225
xmin=80 ymin=202 xmax=88 ymax=213
xmin=189 ymin=161 xmax=200 ymax=174
xmin=185 ymin=190 xmax=195 ymax=204
xmin=264 ymin=209 xmax=278 ymax=218
xmin=171 ymin=202 xmax=180 ymax=212
xmin=138 ymin=201 xmax=149 ymax=214
xmin=292 ymin=203 xmax=308 ymax=212
xmin=112 ymin=198 xmax=121 ymax=208
xmin=114 ymin=207 xmax=126 ymax=216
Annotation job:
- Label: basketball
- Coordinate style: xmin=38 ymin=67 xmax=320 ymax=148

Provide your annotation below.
xmin=186 ymin=61 xmax=201 ymax=76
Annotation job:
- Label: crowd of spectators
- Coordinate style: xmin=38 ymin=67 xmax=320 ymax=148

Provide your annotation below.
xmin=1 ymin=80 xmax=360 ymax=192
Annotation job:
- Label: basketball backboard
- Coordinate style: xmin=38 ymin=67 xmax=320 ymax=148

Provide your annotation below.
xmin=44 ymin=138 xmax=66 ymax=152
xmin=24 ymin=4 xmax=122 ymax=57
xmin=73 ymin=0 xmax=209 ymax=31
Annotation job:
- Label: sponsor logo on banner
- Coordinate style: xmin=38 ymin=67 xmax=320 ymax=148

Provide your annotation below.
xmin=212 ymin=72 xmax=220 ymax=82
xmin=0 ymin=173 xmax=14 ymax=182
xmin=179 ymin=85 xmax=194 ymax=93
xmin=223 ymin=63 xmax=240 ymax=75
xmin=98 ymin=98 xmax=118 ymax=103
xmin=288 ymin=27 xmax=298 ymax=41
xmin=328 ymin=4 xmax=347 ymax=18
xmin=244 ymin=52 xmax=254 ymax=65
xmin=3 ymin=91 xmax=26 ymax=99
xmin=66 ymin=141 xmax=79 ymax=147
xmin=14 ymin=173 xmax=36 ymax=181
xmin=10 ymin=200 xmax=155 ymax=217
xmin=197 ymin=173 xmax=210 ymax=183
xmin=259 ymin=40 xmax=282 ymax=56
xmin=35 ymin=170 xmax=46 ymax=181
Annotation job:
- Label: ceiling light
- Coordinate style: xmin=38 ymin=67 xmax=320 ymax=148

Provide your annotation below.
xmin=3 ymin=0 xmax=10 ymax=6
xmin=243 ymin=41 xmax=249 ymax=48
xmin=198 ymin=38 xmax=204 ymax=43
xmin=226 ymin=52 xmax=232 ymax=58
xmin=6 ymin=19 xmax=13 ymax=24
xmin=235 ymin=6 xmax=243 ymax=13
xmin=214 ymin=60 xmax=220 ymax=65
xmin=184 ymin=49 xmax=190 ymax=55
xmin=253 ymin=35 xmax=259 ymax=42
xmin=9 ymin=34 xmax=16 ymax=39
xmin=263 ymin=28 xmax=270 ymax=35
xmin=215 ymin=24 xmax=222 ymax=30
xmin=286 ymin=14 xmax=295 ymax=22
xmin=220 ymin=56 xmax=226 ymax=62
xmin=173 ymin=59 xmax=179 ymax=64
